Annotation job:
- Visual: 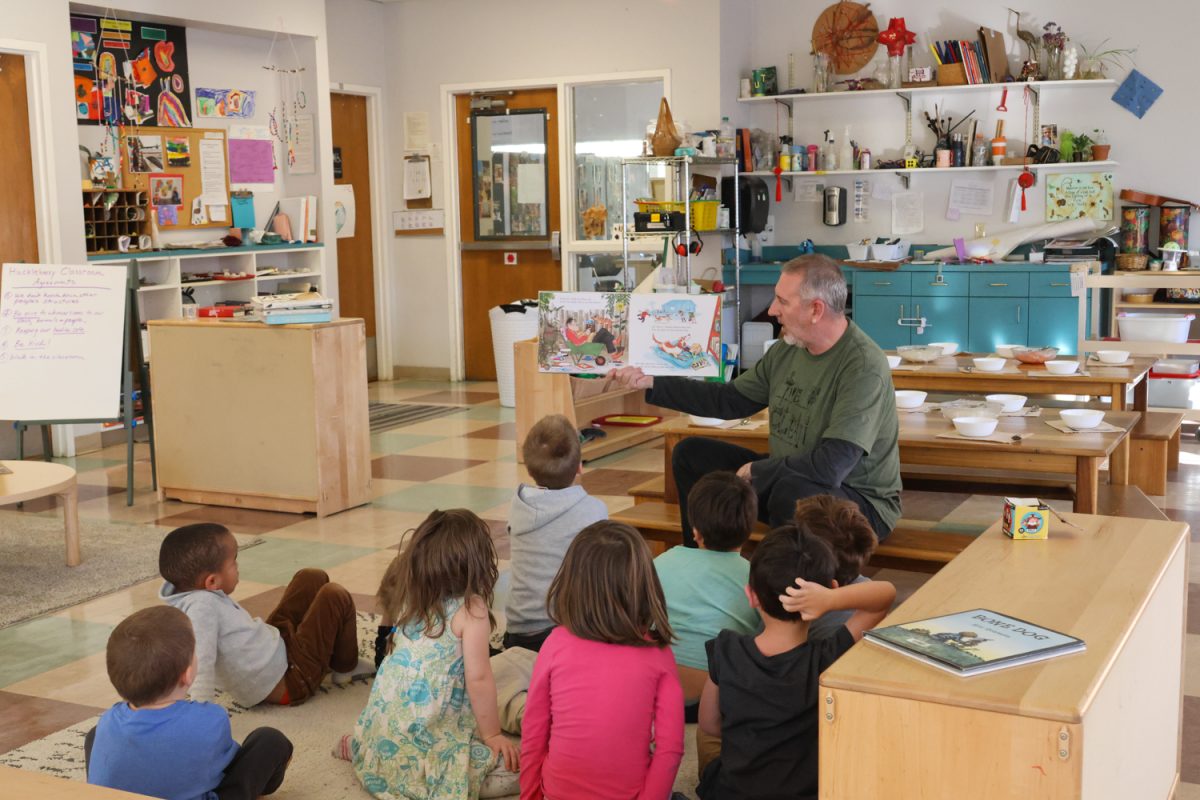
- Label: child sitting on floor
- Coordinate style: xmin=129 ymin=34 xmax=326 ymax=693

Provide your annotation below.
xmin=339 ymin=509 xmax=519 ymax=800
xmin=521 ymin=521 xmax=684 ymax=799
xmin=503 ymin=413 xmax=607 ymax=652
xmin=86 ymin=605 xmax=293 ymax=799
xmin=158 ymin=523 xmax=371 ymax=708
xmin=697 ymin=524 xmax=895 ymax=799
xmin=654 ymin=471 xmax=760 ymax=718
xmin=793 ymin=493 xmax=879 ymax=640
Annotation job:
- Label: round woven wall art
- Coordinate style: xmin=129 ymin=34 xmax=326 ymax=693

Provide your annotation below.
xmin=812 ymin=1 xmax=880 ymax=75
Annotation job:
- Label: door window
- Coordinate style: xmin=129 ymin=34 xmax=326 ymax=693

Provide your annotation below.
xmin=471 ymin=110 xmax=549 ymax=239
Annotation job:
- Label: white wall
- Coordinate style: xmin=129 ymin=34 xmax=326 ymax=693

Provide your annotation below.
xmin=325 ymin=0 xmax=389 ymax=90
xmin=383 ymin=0 xmax=722 ymax=372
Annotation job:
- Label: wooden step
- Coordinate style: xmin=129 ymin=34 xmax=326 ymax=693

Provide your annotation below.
xmin=629 ymin=474 xmax=665 ymax=505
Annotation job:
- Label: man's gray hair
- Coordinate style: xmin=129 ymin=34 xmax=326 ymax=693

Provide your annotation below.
xmin=781 ymin=254 xmax=848 ymax=315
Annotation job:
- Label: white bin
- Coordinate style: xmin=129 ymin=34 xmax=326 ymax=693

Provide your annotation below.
xmin=489 ymin=301 xmax=539 ymax=407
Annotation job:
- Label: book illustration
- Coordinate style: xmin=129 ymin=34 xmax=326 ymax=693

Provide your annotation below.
xmin=627 ymin=294 xmax=721 ymax=377
xmin=865 ymin=608 xmax=1084 ymax=675
xmin=537 ymin=292 xmax=628 ymax=374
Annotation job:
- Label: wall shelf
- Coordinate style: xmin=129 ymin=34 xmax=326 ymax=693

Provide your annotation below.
xmin=737 ymin=79 xmax=1115 ymax=104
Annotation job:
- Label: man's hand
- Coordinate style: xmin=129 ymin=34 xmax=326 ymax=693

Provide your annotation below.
xmin=605 ymin=366 xmax=653 ymax=391
xmin=780 ymin=577 xmax=833 ymax=621
xmin=736 ymin=461 xmax=755 ymax=481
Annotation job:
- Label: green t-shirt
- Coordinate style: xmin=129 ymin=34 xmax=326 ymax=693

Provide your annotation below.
xmin=732 ymin=321 xmax=901 ymax=528
xmin=654 ymin=546 xmax=760 ymax=671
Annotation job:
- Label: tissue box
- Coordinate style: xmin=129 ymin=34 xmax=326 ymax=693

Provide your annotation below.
xmin=1002 ymin=497 xmax=1050 ymax=540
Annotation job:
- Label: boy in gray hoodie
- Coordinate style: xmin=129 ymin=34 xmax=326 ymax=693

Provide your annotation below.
xmin=159 ymin=523 xmax=369 ymax=707
xmin=504 ymin=414 xmax=607 ymax=652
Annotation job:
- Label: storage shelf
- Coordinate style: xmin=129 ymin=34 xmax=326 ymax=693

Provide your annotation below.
xmin=620 ymin=156 xmax=736 ymax=166
xmin=255 ymin=271 xmax=322 ymax=281
xmin=743 ymin=161 xmax=1119 ymax=178
xmin=625 ymin=228 xmax=736 ymax=240
xmin=1115 ymin=302 xmax=1200 ymax=310
xmin=1083 ymin=339 xmax=1200 ymax=356
xmin=138 ymin=284 xmax=180 ymax=293
xmin=737 ymin=79 xmax=1115 ymax=104
xmin=180 ymin=278 xmax=255 ymax=288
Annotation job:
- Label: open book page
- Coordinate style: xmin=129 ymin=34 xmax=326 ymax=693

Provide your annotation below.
xmin=626 ymin=293 xmax=721 ymax=377
xmin=537 ymin=291 xmax=630 ymax=374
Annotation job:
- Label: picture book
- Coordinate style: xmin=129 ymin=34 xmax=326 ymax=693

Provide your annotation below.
xmin=537 ymin=291 xmax=721 ymax=376
xmin=863 ymin=609 xmax=1085 ymax=677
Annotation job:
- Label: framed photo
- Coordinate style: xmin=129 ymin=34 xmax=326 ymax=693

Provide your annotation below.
xmin=1040 ymin=124 xmax=1059 ymax=148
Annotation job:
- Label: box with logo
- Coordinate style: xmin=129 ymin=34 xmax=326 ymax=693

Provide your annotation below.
xmin=1002 ymin=497 xmax=1050 ymax=540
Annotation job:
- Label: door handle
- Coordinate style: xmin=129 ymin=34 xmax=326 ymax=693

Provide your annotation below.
xmin=898 ymin=304 xmax=904 ymax=322
xmin=550 ymin=231 xmax=561 ymax=261
xmin=915 ymin=303 xmax=921 ymax=319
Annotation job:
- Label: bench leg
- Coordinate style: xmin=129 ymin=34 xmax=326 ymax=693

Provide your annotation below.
xmin=1109 ymin=436 xmax=1129 ymax=486
xmin=1130 ymin=440 xmax=1168 ymax=497
xmin=1074 ymin=456 xmax=1100 ymax=514
xmin=60 ymin=486 xmax=80 ymax=567
xmin=1169 ymin=427 xmax=1181 ymax=470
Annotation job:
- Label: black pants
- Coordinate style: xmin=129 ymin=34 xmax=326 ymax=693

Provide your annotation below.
xmin=86 ymin=725 xmax=293 ymax=800
xmin=671 ymin=436 xmax=889 ymax=547
xmin=503 ymin=626 xmax=554 ymax=653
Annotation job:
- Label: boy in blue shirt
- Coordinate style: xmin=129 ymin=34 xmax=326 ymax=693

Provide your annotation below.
xmin=654 ymin=471 xmax=760 ymax=720
xmin=86 ymin=605 xmax=293 ymax=800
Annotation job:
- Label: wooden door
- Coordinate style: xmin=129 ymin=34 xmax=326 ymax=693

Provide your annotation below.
xmin=457 ymin=88 xmax=561 ymax=380
xmin=0 ymin=53 xmax=38 ymax=268
xmin=331 ymin=93 xmax=378 ymax=379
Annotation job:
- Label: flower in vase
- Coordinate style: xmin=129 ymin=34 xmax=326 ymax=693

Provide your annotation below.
xmin=1042 ymin=22 xmax=1066 ymax=51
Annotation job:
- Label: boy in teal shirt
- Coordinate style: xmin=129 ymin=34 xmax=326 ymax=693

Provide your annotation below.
xmin=654 ymin=471 xmax=760 ymax=720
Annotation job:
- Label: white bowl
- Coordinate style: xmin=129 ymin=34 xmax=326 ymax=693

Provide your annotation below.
xmin=929 ymin=341 xmax=959 ymax=356
xmin=973 ymin=357 xmax=1006 ymax=372
xmin=895 ymin=390 xmax=927 ymax=409
xmin=953 ymin=416 xmax=999 ymax=437
xmin=886 ymin=355 xmax=902 ymax=369
xmin=985 ymin=394 xmax=1027 ymax=412
xmin=1060 ymin=409 xmax=1104 ymax=430
xmin=1096 ymin=349 xmax=1130 ymax=364
xmin=1046 ymin=360 xmax=1080 ymax=375
xmin=995 ymin=344 xmax=1022 ymax=358
xmin=897 ymin=345 xmax=944 ymax=363
xmin=688 ymin=415 xmax=726 ymax=427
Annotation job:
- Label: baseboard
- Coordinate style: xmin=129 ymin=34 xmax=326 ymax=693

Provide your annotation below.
xmin=392 ymin=365 xmax=451 ymax=381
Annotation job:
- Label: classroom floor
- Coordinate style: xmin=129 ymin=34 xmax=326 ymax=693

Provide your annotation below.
xmin=2 ymin=377 xmax=1200 ymax=797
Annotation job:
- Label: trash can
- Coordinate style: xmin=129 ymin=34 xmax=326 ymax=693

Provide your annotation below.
xmin=489 ymin=300 xmax=539 ymax=407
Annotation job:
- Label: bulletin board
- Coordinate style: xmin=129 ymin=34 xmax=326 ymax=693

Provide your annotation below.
xmin=120 ymin=126 xmax=231 ymax=230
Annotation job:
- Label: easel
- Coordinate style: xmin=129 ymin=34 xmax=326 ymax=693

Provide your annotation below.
xmin=14 ymin=260 xmax=158 ymax=505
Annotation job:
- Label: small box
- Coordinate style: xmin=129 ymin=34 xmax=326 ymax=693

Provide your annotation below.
xmin=937 ymin=63 xmax=967 ymax=86
xmin=1002 ymin=497 xmax=1050 ymax=540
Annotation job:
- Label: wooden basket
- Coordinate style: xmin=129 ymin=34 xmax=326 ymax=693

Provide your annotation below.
xmin=1116 ymin=253 xmax=1150 ymax=271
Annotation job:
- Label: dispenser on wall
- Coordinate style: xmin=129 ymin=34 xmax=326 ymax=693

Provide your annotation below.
xmin=823 ymin=186 xmax=846 ymax=226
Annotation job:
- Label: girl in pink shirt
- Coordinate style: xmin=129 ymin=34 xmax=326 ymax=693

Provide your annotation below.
xmin=519 ymin=521 xmax=685 ymax=800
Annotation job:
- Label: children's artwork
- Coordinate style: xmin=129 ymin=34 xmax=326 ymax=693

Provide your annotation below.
xmin=157 ymin=204 xmax=179 ymax=226
xmin=1045 ymin=172 xmax=1114 ymax=221
xmin=196 ymin=88 xmax=256 ymax=119
xmin=1111 ymin=69 xmax=1163 ymax=119
xmin=332 ymin=185 xmax=356 ymax=239
xmin=228 ymin=138 xmax=275 ymax=184
xmin=537 ymin=291 xmax=722 ymax=377
xmin=166 ymin=137 xmax=191 ymax=167
xmin=149 ymin=174 xmax=184 ymax=207
xmin=70 ymin=14 xmax=191 ymax=127
xmin=126 ymin=135 xmax=163 ymax=172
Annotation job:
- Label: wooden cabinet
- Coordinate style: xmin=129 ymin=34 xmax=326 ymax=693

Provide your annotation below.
xmin=148 ymin=319 xmax=370 ymax=516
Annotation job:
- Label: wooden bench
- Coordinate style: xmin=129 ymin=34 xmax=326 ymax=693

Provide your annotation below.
xmin=1129 ymin=410 xmax=1184 ymax=496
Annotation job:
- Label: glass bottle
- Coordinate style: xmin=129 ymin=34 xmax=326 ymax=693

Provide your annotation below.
xmin=971 ymin=135 xmax=989 ymax=168
xmin=951 ymin=133 xmax=965 ymax=167
xmin=813 ymin=52 xmax=830 ymax=93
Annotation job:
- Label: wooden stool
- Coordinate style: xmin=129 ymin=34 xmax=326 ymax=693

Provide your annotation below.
xmin=1129 ymin=411 xmax=1185 ymax=496
xmin=0 ymin=460 xmax=80 ymax=566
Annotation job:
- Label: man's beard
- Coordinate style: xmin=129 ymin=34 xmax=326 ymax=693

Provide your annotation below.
xmin=781 ymin=332 xmax=798 ymax=346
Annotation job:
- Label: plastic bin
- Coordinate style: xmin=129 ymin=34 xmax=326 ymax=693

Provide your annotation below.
xmin=1116 ymin=312 xmax=1194 ymax=343
xmin=634 ymin=199 xmax=719 ymax=231
xmin=489 ymin=300 xmax=539 ymax=407
xmin=1148 ymin=360 xmax=1200 ymax=409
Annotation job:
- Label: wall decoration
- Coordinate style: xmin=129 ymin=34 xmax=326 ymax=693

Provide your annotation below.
xmin=71 ymin=14 xmax=192 ymax=126
xmin=332 ymin=185 xmax=356 ymax=239
xmin=149 ymin=174 xmax=184 ymax=207
xmin=196 ymin=88 xmax=257 ymax=119
xmin=166 ymin=137 xmax=191 ymax=168
xmin=1045 ymin=172 xmax=1114 ymax=221
xmin=126 ymin=135 xmax=163 ymax=172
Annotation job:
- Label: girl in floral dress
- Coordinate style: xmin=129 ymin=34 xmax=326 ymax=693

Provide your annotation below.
xmin=338 ymin=509 xmax=519 ymax=799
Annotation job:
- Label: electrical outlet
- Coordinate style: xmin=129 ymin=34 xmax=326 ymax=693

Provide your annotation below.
xmin=756 ymin=215 xmax=776 ymax=246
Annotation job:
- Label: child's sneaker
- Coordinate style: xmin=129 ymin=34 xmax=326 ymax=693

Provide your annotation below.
xmin=331 ymin=657 xmax=376 ymax=686
xmin=332 ymin=733 xmax=353 ymax=761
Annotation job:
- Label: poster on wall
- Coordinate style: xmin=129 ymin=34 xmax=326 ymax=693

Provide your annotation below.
xmin=70 ymin=14 xmax=192 ymax=127
xmin=1045 ymin=172 xmax=1114 ymax=221
xmin=196 ymin=88 xmax=256 ymax=118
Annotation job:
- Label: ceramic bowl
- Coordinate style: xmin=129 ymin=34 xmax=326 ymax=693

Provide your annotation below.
xmin=688 ymin=415 xmax=725 ymax=427
xmin=897 ymin=344 xmax=944 ymax=363
xmin=1012 ymin=346 xmax=1059 ymax=365
xmin=886 ymin=355 xmax=902 ymax=369
xmin=973 ymin=357 xmax=1006 ymax=372
xmin=1096 ymin=349 xmax=1130 ymax=364
xmin=995 ymin=344 xmax=1022 ymax=358
xmin=985 ymin=394 xmax=1027 ymax=412
xmin=929 ymin=341 xmax=959 ymax=356
xmin=1046 ymin=360 xmax=1080 ymax=375
xmin=1060 ymin=409 xmax=1104 ymax=430
xmin=895 ymin=390 xmax=928 ymax=409
xmin=953 ymin=416 xmax=999 ymax=437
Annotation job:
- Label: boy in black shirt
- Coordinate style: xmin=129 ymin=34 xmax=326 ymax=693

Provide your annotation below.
xmin=697 ymin=524 xmax=895 ymax=799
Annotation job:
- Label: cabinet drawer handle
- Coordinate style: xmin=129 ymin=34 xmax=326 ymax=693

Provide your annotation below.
xmin=1050 ymin=282 xmax=1070 ymax=287
xmin=873 ymin=281 xmax=892 ymax=286
xmin=1016 ymin=305 xmax=1021 ymax=323
xmin=989 ymin=282 xmax=1009 ymax=287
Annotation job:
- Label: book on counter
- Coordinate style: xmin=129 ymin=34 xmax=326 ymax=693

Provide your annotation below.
xmin=250 ymin=291 xmax=333 ymax=325
xmin=863 ymin=608 xmax=1085 ymax=676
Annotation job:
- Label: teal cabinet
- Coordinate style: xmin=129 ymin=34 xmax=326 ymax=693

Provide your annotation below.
xmin=854 ymin=294 xmax=910 ymax=350
xmin=1029 ymin=298 xmax=1079 ymax=354
xmin=912 ymin=294 xmax=969 ymax=348
xmin=969 ymin=298 xmax=1028 ymax=353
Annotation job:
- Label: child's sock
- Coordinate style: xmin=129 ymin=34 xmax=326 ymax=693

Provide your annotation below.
xmin=373 ymin=625 xmax=392 ymax=669
xmin=331 ymin=733 xmax=353 ymax=761
xmin=332 ymin=657 xmax=377 ymax=686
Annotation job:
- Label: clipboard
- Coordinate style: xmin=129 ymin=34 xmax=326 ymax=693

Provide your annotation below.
xmin=978 ymin=27 xmax=1011 ymax=83
xmin=405 ymin=154 xmax=432 ymax=209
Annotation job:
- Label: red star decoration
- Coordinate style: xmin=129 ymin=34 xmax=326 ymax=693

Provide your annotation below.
xmin=877 ymin=17 xmax=916 ymax=57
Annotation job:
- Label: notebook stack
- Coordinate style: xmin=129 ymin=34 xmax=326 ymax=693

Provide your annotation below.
xmin=251 ymin=292 xmax=333 ymax=325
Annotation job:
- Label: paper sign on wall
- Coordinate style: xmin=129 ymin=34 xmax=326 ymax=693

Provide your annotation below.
xmin=332 ymin=185 xmax=356 ymax=239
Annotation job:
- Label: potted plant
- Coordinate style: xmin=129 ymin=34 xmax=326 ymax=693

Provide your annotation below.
xmin=1072 ymin=132 xmax=1093 ymax=162
xmin=1089 ymin=129 xmax=1111 ymax=161
xmin=1077 ymin=40 xmax=1137 ymax=79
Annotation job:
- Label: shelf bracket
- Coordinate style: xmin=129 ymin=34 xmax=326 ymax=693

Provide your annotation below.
xmin=895 ymin=172 xmax=911 ymax=190
xmin=1026 ymin=84 xmax=1041 ymax=144
xmin=774 ymin=97 xmax=794 ymax=137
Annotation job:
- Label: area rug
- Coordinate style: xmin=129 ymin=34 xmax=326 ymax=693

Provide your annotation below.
xmin=0 ymin=613 xmax=703 ymax=799
xmin=0 ymin=513 xmax=262 ymax=629
xmin=368 ymin=402 xmax=462 ymax=434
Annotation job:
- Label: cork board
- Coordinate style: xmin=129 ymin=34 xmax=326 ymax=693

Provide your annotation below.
xmin=119 ymin=125 xmax=230 ymax=230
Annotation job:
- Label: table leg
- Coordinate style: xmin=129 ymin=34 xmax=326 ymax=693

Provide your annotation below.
xmin=60 ymin=485 xmax=80 ymax=567
xmin=1109 ymin=436 xmax=1130 ymax=486
xmin=1133 ymin=377 xmax=1149 ymax=413
xmin=663 ymin=432 xmax=680 ymax=504
xmin=1074 ymin=456 xmax=1100 ymax=514
xmin=1111 ymin=384 xmax=1127 ymax=412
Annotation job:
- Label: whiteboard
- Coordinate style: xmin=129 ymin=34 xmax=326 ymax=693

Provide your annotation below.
xmin=0 ymin=263 xmax=128 ymax=420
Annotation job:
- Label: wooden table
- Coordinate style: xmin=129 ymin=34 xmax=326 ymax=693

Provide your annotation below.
xmin=148 ymin=319 xmax=371 ymax=517
xmin=0 ymin=460 xmax=80 ymax=566
xmin=819 ymin=513 xmax=1188 ymax=799
xmin=0 ymin=766 xmax=154 ymax=798
xmin=890 ymin=355 xmax=1156 ymax=412
xmin=660 ymin=410 xmax=1138 ymax=515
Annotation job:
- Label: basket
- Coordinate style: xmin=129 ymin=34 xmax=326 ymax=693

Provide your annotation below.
xmin=634 ymin=199 xmax=719 ymax=231
xmin=1115 ymin=252 xmax=1150 ymax=271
